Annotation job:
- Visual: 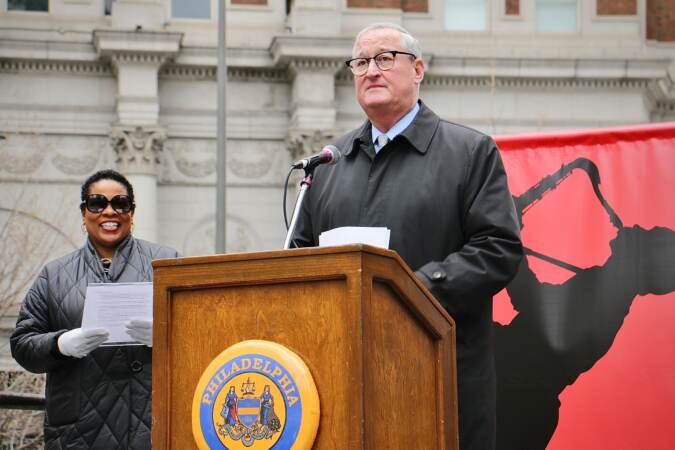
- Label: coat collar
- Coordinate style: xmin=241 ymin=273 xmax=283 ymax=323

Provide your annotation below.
xmin=344 ymin=100 xmax=441 ymax=157
xmin=84 ymin=234 xmax=134 ymax=281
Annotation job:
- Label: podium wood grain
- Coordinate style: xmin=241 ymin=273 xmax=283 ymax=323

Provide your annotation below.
xmin=152 ymin=245 xmax=458 ymax=449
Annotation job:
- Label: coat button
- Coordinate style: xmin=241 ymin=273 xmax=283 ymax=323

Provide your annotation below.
xmin=130 ymin=360 xmax=143 ymax=373
xmin=431 ymin=271 xmax=446 ymax=281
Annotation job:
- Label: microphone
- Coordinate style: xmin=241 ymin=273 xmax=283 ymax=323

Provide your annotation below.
xmin=291 ymin=145 xmax=342 ymax=171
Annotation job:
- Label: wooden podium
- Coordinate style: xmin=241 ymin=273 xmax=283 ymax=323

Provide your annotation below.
xmin=151 ymin=244 xmax=458 ymax=449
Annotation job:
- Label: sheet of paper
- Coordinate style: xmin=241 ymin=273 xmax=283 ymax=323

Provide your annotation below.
xmin=81 ymin=282 xmax=153 ymax=346
xmin=318 ymin=226 xmax=390 ymax=249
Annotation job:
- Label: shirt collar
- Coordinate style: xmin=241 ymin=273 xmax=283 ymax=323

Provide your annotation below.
xmin=371 ymin=102 xmax=420 ymax=152
xmin=346 ymin=100 xmax=439 ymax=157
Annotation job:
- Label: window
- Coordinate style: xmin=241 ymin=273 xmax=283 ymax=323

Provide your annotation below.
xmin=505 ymin=0 xmax=520 ymax=16
xmin=172 ymin=0 xmax=211 ymax=19
xmin=8 ymin=0 xmax=48 ymax=11
xmin=536 ymin=0 xmax=577 ymax=32
xmin=445 ymin=0 xmax=487 ymax=31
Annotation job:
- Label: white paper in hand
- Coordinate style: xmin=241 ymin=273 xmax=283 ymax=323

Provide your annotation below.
xmin=318 ymin=226 xmax=390 ymax=249
xmin=81 ymin=282 xmax=153 ymax=346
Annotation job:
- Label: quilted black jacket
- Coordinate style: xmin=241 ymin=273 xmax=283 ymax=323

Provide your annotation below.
xmin=11 ymin=235 xmax=178 ymax=450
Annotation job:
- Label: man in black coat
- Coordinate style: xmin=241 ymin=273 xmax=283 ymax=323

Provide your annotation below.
xmin=293 ymin=23 xmax=523 ymax=450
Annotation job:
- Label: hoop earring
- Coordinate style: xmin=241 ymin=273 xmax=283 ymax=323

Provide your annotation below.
xmin=81 ymin=223 xmax=87 ymax=235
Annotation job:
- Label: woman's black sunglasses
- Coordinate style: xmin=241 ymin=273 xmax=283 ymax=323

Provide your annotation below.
xmin=81 ymin=194 xmax=135 ymax=214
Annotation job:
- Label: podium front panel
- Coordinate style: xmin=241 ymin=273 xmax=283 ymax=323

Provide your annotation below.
xmin=152 ymin=247 xmax=457 ymax=449
xmin=165 ymin=278 xmax=363 ymax=449
xmin=364 ymin=281 xmax=439 ymax=449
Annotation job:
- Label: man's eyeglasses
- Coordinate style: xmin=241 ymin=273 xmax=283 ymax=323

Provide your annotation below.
xmin=81 ymin=194 xmax=134 ymax=214
xmin=345 ymin=50 xmax=417 ymax=76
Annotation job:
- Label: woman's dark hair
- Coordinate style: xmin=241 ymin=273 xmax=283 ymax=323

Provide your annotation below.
xmin=80 ymin=169 xmax=135 ymax=209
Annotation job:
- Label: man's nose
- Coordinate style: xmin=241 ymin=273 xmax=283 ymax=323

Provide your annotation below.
xmin=365 ymin=58 xmax=381 ymax=76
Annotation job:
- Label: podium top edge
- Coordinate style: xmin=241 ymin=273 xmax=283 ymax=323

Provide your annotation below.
xmin=151 ymin=244 xmax=456 ymax=328
xmin=152 ymin=244 xmax=399 ymax=268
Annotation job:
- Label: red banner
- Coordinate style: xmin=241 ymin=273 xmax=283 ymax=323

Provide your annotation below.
xmin=493 ymin=123 xmax=675 ymax=450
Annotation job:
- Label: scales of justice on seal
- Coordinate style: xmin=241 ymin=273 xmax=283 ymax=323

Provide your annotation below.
xmin=151 ymin=246 xmax=459 ymax=449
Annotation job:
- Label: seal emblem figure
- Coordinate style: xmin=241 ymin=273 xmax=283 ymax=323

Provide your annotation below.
xmin=217 ymin=379 xmax=282 ymax=446
xmin=192 ymin=340 xmax=320 ymax=449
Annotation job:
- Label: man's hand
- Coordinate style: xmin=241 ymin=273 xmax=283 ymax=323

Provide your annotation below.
xmin=125 ymin=320 xmax=153 ymax=347
xmin=58 ymin=328 xmax=109 ymax=358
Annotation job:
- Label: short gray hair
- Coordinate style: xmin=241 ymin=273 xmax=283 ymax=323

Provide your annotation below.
xmin=352 ymin=23 xmax=422 ymax=59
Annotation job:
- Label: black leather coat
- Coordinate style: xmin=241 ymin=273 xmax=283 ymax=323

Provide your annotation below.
xmin=11 ymin=235 xmax=178 ymax=450
xmin=294 ymin=101 xmax=523 ymax=450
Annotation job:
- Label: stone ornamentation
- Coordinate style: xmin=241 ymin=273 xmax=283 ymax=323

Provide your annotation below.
xmin=0 ymin=133 xmax=47 ymax=175
xmin=286 ymin=129 xmax=336 ymax=162
xmin=110 ymin=125 xmax=167 ymax=175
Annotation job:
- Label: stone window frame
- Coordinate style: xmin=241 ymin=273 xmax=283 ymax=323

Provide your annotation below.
xmin=535 ymin=0 xmax=579 ymax=34
xmin=500 ymin=0 xmax=524 ymax=21
xmin=3 ymin=0 xmax=51 ymax=13
xmin=168 ymin=0 xmax=214 ymax=21
xmin=588 ymin=0 xmax=642 ymax=43
xmin=591 ymin=0 xmax=639 ymax=21
xmin=642 ymin=0 xmax=673 ymax=44
xmin=341 ymin=2 xmax=434 ymax=34
xmin=443 ymin=0 xmax=489 ymax=32
xmin=167 ymin=0 xmax=272 ymax=23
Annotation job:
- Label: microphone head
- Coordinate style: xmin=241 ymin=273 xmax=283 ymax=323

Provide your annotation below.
xmin=322 ymin=145 xmax=342 ymax=165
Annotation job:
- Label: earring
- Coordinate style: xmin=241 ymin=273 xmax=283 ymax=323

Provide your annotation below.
xmin=81 ymin=223 xmax=87 ymax=234
xmin=131 ymin=222 xmax=135 ymax=233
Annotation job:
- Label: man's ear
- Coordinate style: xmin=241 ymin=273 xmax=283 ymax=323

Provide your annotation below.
xmin=414 ymin=58 xmax=425 ymax=84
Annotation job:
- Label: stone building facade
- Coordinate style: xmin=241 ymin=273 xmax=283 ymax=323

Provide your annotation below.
xmin=0 ymin=0 xmax=674 ymax=369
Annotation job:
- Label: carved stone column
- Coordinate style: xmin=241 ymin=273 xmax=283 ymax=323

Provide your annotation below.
xmin=110 ymin=125 xmax=167 ymax=243
xmin=282 ymin=58 xmax=342 ymax=201
xmin=285 ymin=58 xmax=342 ymax=167
xmin=289 ymin=59 xmax=342 ymax=133
xmin=270 ymin=36 xmax=347 ymax=164
xmin=94 ymin=30 xmax=182 ymax=126
xmin=94 ymin=29 xmax=182 ymax=243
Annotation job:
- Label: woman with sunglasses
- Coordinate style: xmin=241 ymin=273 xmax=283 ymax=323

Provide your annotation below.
xmin=10 ymin=169 xmax=179 ymax=449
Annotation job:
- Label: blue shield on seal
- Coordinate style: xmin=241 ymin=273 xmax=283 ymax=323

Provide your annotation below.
xmin=237 ymin=397 xmax=261 ymax=428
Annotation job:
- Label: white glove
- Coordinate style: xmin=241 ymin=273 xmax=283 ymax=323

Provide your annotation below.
xmin=58 ymin=328 xmax=109 ymax=358
xmin=125 ymin=319 xmax=153 ymax=347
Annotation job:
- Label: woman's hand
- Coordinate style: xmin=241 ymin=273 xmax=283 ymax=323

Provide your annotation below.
xmin=58 ymin=328 xmax=110 ymax=358
xmin=125 ymin=320 xmax=153 ymax=347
